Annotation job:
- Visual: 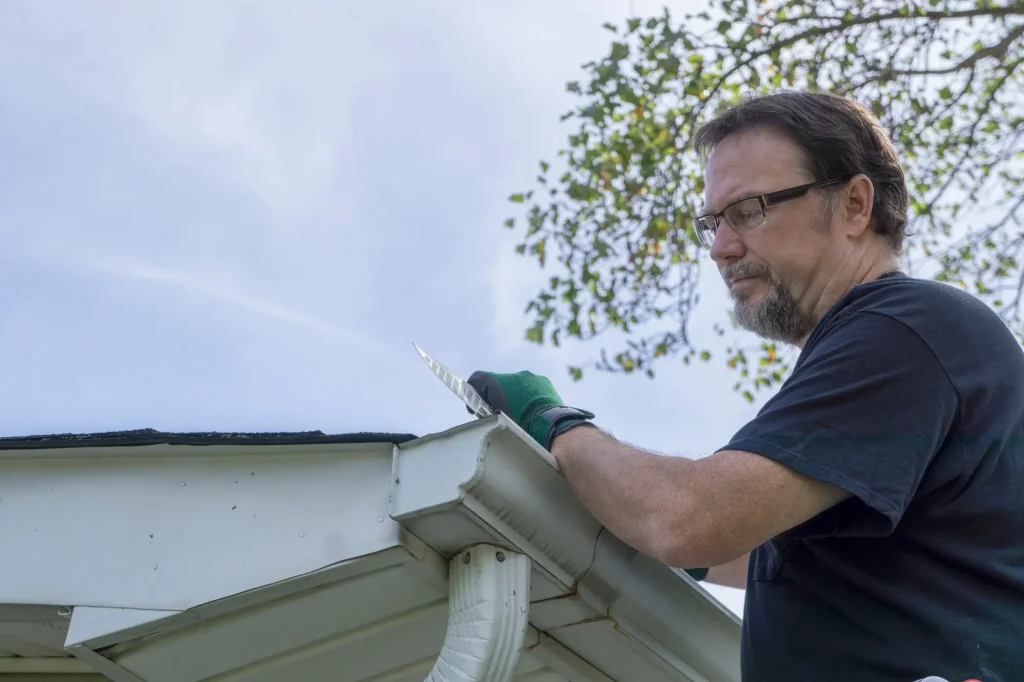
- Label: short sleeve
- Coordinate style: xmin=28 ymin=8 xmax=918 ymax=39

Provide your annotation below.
xmin=721 ymin=311 xmax=959 ymax=538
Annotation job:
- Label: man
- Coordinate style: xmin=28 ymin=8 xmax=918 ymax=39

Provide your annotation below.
xmin=469 ymin=91 xmax=1024 ymax=681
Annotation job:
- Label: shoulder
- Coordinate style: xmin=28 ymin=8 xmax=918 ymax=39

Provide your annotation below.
xmin=810 ymin=273 xmax=1019 ymax=359
xmin=833 ymin=272 xmax=1003 ymax=326
xmin=800 ymin=273 xmax=1024 ymax=419
xmin=847 ymin=272 xmax=993 ymax=312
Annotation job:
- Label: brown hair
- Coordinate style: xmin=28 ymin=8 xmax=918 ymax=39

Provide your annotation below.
xmin=693 ymin=91 xmax=909 ymax=252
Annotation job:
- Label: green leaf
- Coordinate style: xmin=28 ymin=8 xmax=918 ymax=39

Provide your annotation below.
xmin=502 ymin=2 xmax=1023 ymax=401
xmin=503 ymin=218 xmax=515 ymax=228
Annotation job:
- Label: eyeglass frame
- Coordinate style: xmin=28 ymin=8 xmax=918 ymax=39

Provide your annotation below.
xmin=692 ymin=176 xmax=852 ymax=248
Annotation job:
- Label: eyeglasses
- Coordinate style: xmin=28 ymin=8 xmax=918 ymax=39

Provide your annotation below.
xmin=692 ymin=177 xmax=851 ymax=248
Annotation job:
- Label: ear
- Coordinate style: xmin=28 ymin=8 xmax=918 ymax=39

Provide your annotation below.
xmin=841 ymin=174 xmax=874 ymax=239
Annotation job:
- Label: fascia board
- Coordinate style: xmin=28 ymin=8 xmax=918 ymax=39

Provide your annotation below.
xmin=0 ymin=443 xmax=407 ymax=610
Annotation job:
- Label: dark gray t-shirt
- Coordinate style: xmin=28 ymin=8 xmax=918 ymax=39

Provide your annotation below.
xmin=725 ymin=272 xmax=1024 ymax=682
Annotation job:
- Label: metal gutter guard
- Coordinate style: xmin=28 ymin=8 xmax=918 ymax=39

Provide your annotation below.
xmin=425 ymin=544 xmax=531 ymax=682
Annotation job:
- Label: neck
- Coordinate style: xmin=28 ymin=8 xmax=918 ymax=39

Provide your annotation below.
xmin=796 ymin=246 xmax=900 ymax=348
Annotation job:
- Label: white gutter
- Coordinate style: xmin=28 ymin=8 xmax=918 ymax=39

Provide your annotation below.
xmin=391 ymin=414 xmax=742 ymax=682
xmin=425 ymin=543 xmax=531 ymax=682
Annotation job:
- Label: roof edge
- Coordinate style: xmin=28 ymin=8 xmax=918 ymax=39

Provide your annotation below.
xmin=0 ymin=428 xmax=419 ymax=451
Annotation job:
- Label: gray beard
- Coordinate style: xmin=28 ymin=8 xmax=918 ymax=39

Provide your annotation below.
xmin=732 ymin=275 xmax=817 ymax=345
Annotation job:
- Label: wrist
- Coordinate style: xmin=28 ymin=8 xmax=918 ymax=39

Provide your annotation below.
xmin=535 ymin=406 xmax=596 ymax=451
xmin=549 ymin=419 xmax=599 ymax=458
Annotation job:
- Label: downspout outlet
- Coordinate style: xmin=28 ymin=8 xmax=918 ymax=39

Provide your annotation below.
xmin=426 ymin=544 xmax=531 ymax=682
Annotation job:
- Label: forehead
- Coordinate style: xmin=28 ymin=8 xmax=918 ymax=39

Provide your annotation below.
xmin=703 ymin=127 xmax=811 ymax=211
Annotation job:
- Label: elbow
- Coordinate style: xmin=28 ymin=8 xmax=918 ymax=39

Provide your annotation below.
xmin=646 ymin=524 xmax=704 ymax=570
xmin=643 ymin=506 xmax=701 ymax=569
xmin=645 ymin=506 xmax=739 ymax=570
xmin=639 ymin=456 xmax=744 ymax=569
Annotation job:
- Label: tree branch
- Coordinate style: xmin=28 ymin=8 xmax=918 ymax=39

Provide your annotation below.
xmin=877 ymin=22 xmax=1024 ymax=75
xmin=918 ymin=57 xmax=1022 ymax=232
xmin=768 ymin=4 xmax=1024 ymax=28
xmin=929 ymin=193 xmax=1024 ymax=267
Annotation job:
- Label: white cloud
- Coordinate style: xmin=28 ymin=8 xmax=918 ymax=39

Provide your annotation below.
xmin=70 ymin=252 xmax=398 ymax=362
xmin=1 ymin=1 xmax=383 ymax=219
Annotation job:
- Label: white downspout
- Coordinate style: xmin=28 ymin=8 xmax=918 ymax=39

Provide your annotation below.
xmin=426 ymin=543 xmax=531 ymax=682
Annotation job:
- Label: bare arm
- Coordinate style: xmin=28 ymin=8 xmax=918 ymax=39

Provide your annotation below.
xmin=550 ymin=425 xmax=849 ymax=569
xmin=706 ymin=553 xmax=749 ymax=589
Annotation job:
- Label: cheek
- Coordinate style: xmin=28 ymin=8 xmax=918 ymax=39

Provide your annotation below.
xmin=757 ymin=218 xmax=832 ymax=276
xmin=735 ymin=232 xmax=792 ymax=281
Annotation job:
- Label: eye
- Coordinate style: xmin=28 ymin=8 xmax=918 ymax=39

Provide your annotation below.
xmin=727 ymin=199 xmax=764 ymax=229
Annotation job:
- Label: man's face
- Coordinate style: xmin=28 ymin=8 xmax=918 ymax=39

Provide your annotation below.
xmin=703 ymin=128 xmax=841 ymax=345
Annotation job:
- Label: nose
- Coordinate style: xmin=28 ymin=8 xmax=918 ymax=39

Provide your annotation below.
xmin=708 ymin=219 xmax=745 ymax=265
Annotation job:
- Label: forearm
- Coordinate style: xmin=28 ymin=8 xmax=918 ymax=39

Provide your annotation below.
xmin=550 ymin=424 xmax=702 ymax=567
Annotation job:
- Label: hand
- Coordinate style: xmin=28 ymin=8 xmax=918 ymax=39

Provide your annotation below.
xmin=466 ymin=370 xmax=595 ymax=450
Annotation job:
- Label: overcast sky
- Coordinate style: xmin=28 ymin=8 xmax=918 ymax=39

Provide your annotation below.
xmin=0 ymin=0 xmax=771 ymax=616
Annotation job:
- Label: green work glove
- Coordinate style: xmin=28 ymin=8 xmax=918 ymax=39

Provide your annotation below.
xmin=466 ymin=370 xmax=596 ymax=450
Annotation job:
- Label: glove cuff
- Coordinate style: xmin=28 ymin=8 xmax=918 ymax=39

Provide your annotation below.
xmin=683 ymin=567 xmax=708 ymax=581
xmin=534 ymin=406 xmax=596 ymax=451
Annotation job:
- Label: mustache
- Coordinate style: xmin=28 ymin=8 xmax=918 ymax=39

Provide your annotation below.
xmin=722 ymin=262 xmax=773 ymax=282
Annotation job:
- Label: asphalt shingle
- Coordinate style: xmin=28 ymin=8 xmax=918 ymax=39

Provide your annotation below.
xmin=0 ymin=427 xmax=418 ymax=449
